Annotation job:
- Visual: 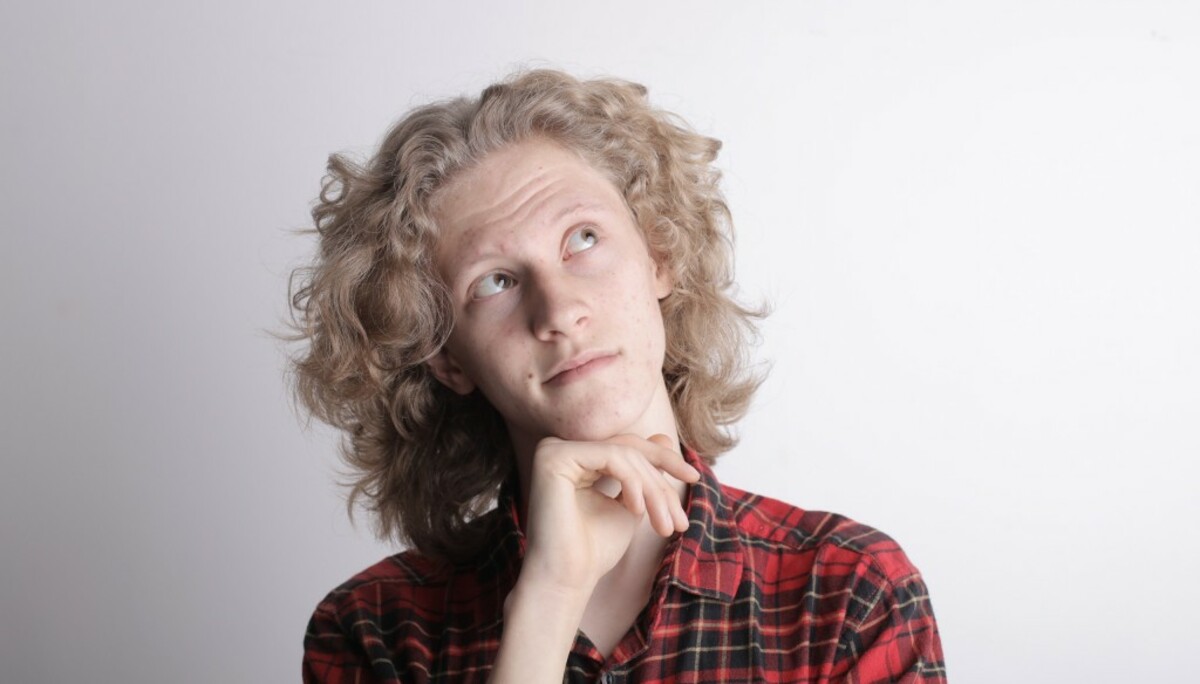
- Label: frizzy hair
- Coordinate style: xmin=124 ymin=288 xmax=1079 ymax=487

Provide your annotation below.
xmin=286 ymin=69 xmax=765 ymax=564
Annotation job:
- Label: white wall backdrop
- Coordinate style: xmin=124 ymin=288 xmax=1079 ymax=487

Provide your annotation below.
xmin=3 ymin=1 xmax=1197 ymax=682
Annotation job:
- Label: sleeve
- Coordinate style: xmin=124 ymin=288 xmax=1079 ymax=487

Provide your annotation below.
xmin=834 ymin=565 xmax=947 ymax=684
xmin=302 ymin=597 xmax=396 ymax=684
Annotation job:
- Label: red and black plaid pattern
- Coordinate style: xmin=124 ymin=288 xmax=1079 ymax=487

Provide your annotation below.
xmin=303 ymin=451 xmax=946 ymax=682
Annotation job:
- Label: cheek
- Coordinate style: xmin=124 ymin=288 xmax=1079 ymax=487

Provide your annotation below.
xmin=452 ymin=321 xmax=528 ymax=391
xmin=614 ymin=276 xmax=667 ymax=364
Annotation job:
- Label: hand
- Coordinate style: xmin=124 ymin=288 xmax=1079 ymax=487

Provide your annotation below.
xmin=519 ymin=434 xmax=701 ymax=596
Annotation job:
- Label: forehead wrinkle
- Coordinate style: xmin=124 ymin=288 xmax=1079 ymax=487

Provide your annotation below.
xmin=435 ymin=140 xmax=627 ymax=281
xmin=441 ymin=174 xmax=585 ymax=273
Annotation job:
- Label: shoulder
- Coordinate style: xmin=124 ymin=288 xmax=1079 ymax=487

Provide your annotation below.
xmin=720 ymin=482 xmax=924 ymax=586
xmin=716 ymin=483 xmax=946 ymax=679
xmin=305 ymin=500 xmax=518 ymax=641
xmin=303 ymin=550 xmax=485 ymax=680
xmin=302 ymin=549 xmax=504 ymax=676
xmin=319 ymin=549 xmax=452 ymax=599
xmin=306 ymin=550 xmax=456 ymax=635
xmin=304 ymin=504 xmax=517 ymax=640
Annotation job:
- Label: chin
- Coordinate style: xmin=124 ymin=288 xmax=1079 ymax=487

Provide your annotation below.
xmin=550 ymin=376 xmax=669 ymax=441
xmin=547 ymin=419 xmax=633 ymax=442
xmin=540 ymin=403 xmax=649 ymax=442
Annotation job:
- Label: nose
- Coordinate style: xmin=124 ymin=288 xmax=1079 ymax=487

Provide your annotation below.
xmin=528 ymin=271 xmax=589 ymax=341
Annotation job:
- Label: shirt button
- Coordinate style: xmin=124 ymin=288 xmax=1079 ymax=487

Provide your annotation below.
xmin=599 ymin=673 xmax=615 ymax=684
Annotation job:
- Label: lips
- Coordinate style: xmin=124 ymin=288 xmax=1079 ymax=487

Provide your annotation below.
xmin=544 ymin=350 xmax=618 ymax=385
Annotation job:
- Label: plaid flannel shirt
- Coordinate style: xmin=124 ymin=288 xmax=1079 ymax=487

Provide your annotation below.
xmin=303 ymin=450 xmax=946 ymax=682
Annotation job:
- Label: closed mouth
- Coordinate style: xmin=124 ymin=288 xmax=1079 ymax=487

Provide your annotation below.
xmin=544 ymin=351 xmax=617 ymax=385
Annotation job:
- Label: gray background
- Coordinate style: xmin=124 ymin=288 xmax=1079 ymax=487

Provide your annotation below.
xmin=3 ymin=1 xmax=1198 ymax=682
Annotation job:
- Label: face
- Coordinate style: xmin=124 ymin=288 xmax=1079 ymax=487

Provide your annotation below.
xmin=428 ymin=137 xmax=674 ymax=458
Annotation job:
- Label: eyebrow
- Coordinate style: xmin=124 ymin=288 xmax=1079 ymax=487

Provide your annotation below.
xmin=449 ymin=202 xmax=609 ymax=277
xmin=552 ymin=201 xmax=605 ymax=223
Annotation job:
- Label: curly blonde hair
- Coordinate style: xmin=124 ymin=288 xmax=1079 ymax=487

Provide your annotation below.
xmin=287 ymin=69 xmax=764 ymax=564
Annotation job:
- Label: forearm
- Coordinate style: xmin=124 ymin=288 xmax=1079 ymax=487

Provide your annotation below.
xmin=488 ymin=574 xmax=593 ymax=683
xmin=487 ymin=435 xmax=696 ymax=682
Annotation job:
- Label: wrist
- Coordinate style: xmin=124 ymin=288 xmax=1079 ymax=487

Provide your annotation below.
xmin=492 ymin=572 xmax=592 ymax=683
xmin=518 ymin=544 xmax=604 ymax=596
xmin=506 ymin=565 xmax=595 ymax=619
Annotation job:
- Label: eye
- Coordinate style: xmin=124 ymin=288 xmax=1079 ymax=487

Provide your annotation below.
xmin=565 ymin=226 xmax=599 ymax=257
xmin=471 ymin=272 xmax=516 ymax=299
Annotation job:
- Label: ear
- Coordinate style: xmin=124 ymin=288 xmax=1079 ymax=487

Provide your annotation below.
xmin=426 ymin=347 xmax=476 ymax=396
xmin=652 ymin=258 xmax=673 ymax=300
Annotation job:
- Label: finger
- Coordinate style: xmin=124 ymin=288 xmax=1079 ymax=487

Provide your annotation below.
xmin=533 ymin=439 xmax=685 ymax=530
xmin=600 ymin=435 xmax=694 ymax=536
xmin=669 ymin=474 xmax=691 ymax=532
xmin=645 ymin=434 xmax=702 ymax=484
xmin=652 ymin=462 xmax=691 ymax=534
xmin=590 ymin=451 xmax=648 ymax=518
xmin=639 ymin=449 xmax=691 ymax=534
xmin=537 ymin=441 xmax=633 ymax=486
xmin=634 ymin=451 xmax=685 ymax=537
xmin=616 ymin=470 xmax=646 ymax=517
xmin=631 ymin=453 xmax=673 ymax=536
xmin=628 ymin=446 xmax=686 ymax=528
xmin=610 ymin=434 xmax=702 ymax=483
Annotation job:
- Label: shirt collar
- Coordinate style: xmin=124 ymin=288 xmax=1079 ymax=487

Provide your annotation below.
xmin=478 ymin=446 xmax=744 ymax=603
xmin=668 ymin=447 xmax=745 ymax=602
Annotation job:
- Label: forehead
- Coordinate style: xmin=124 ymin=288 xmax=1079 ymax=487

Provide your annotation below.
xmin=430 ymin=138 xmax=626 ymax=262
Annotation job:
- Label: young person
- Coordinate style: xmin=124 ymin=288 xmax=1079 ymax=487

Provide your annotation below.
xmin=292 ymin=69 xmax=945 ymax=683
